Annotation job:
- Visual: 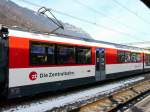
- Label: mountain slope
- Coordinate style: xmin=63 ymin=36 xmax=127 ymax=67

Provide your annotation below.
xmin=0 ymin=0 xmax=92 ymax=39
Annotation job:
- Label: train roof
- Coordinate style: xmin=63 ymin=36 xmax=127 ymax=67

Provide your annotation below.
xmin=1 ymin=25 xmax=149 ymax=53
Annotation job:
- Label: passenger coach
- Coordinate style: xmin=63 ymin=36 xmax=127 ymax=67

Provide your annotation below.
xmin=0 ymin=26 xmax=150 ymax=98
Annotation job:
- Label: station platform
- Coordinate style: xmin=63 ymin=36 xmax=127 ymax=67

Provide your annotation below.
xmin=125 ymin=94 xmax=150 ymax=112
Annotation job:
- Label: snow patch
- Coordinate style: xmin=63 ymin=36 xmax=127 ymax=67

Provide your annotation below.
xmin=2 ymin=76 xmax=144 ymax=112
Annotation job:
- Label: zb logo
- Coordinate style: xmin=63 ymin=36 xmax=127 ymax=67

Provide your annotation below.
xmin=29 ymin=71 xmax=38 ymax=81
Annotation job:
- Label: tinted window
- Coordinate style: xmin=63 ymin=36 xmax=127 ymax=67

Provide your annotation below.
xmin=76 ymin=47 xmax=91 ymax=64
xmin=30 ymin=42 xmax=92 ymax=65
xmin=57 ymin=45 xmax=75 ymax=64
xmin=118 ymin=50 xmax=141 ymax=63
xmin=118 ymin=50 xmax=125 ymax=63
xmin=137 ymin=53 xmax=141 ymax=62
xmin=131 ymin=52 xmax=137 ymax=62
xmin=125 ymin=52 xmax=131 ymax=62
xmin=30 ymin=42 xmax=55 ymax=65
xmin=96 ymin=51 xmax=100 ymax=71
xmin=31 ymin=45 xmax=45 ymax=54
xmin=145 ymin=54 xmax=150 ymax=66
xmin=131 ymin=52 xmax=141 ymax=62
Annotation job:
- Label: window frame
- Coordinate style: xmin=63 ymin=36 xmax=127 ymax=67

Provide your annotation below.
xmin=56 ymin=44 xmax=76 ymax=65
xmin=30 ymin=41 xmax=55 ymax=65
xmin=117 ymin=50 xmax=125 ymax=63
xmin=125 ymin=51 xmax=131 ymax=62
xmin=117 ymin=50 xmax=142 ymax=63
xmin=76 ymin=46 xmax=92 ymax=64
xmin=29 ymin=41 xmax=93 ymax=66
xmin=145 ymin=54 xmax=150 ymax=66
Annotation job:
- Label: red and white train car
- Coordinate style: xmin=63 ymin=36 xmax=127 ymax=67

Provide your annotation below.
xmin=143 ymin=49 xmax=150 ymax=72
xmin=0 ymin=26 xmax=150 ymax=98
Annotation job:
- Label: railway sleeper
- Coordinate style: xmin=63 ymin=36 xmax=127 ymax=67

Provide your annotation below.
xmin=74 ymin=80 xmax=150 ymax=112
xmin=79 ymin=100 xmax=116 ymax=112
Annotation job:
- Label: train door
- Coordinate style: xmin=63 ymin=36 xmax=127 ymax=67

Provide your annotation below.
xmin=0 ymin=27 xmax=8 ymax=93
xmin=95 ymin=48 xmax=105 ymax=81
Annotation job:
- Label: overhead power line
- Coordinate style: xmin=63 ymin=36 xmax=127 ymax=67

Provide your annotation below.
xmin=73 ymin=0 xmax=150 ymax=35
xmin=11 ymin=0 xmax=147 ymax=42
xmin=112 ymin=0 xmax=150 ymax=25
xmin=20 ymin=0 xmax=41 ymax=7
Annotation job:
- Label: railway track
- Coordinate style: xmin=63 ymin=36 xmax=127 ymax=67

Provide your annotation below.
xmin=0 ymin=74 xmax=149 ymax=112
xmin=70 ymin=79 xmax=150 ymax=112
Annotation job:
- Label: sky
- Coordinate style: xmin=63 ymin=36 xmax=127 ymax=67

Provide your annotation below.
xmin=11 ymin=0 xmax=150 ymax=44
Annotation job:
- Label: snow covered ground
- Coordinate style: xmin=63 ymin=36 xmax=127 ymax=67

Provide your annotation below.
xmin=0 ymin=0 xmax=92 ymax=39
xmin=2 ymin=76 xmax=144 ymax=112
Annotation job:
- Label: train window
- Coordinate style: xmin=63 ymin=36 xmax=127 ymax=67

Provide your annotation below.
xmin=118 ymin=50 xmax=125 ymax=63
xmin=30 ymin=42 xmax=55 ymax=65
xmin=76 ymin=47 xmax=91 ymax=64
xmin=47 ymin=45 xmax=55 ymax=64
xmin=137 ymin=53 xmax=141 ymax=62
xmin=125 ymin=52 xmax=131 ymax=62
xmin=131 ymin=52 xmax=141 ymax=62
xmin=145 ymin=54 xmax=150 ymax=66
xmin=31 ymin=45 xmax=45 ymax=54
xmin=30 ymin=42 xmax=92 ymax=65
xmin=57 ymin=45 xmax=75 ymax=64
xmin=131 ymin=53 xmax=137 ymax=62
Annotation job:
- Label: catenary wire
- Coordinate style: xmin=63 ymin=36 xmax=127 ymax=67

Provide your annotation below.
xmin=112 ymin=0 xmax=150 ymax=25
xmin=11 ymin=0 xmax=147 ymax=42
xmin=73 ymin=0 xmax=150 ymax=35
